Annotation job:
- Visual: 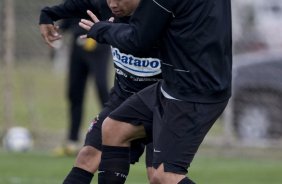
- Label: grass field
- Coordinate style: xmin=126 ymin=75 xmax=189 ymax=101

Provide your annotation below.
xmin=1 ymin=62 xmax=282 ymax=183
xmin=1 ymin=147 xmax=282 ymax=184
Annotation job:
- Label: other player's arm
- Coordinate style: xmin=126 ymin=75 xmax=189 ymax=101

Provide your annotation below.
xmin=86 ymin=0 xmax=174 ymax=54
xmin=39 ymin=0 xmax=100 ymax=47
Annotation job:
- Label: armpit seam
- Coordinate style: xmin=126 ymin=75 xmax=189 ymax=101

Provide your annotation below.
xmin=152 ymin=0 xmax=175 ymax=17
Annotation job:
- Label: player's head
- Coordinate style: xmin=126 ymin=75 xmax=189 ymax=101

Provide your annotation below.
xmin=107 ymin=0 xmax=140 ymax=17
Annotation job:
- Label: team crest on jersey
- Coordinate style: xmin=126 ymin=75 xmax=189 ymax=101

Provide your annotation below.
xmin=111 ymin=47 xmax=161 ymax=77
xmin=88 ymin=115 xmax=99 ymax=132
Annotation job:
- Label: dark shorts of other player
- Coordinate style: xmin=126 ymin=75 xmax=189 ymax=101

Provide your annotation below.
xmin=84 ymin=88 xmax=148 ymax=165
xmin=109 ymin=81 xmax=229 ymax=174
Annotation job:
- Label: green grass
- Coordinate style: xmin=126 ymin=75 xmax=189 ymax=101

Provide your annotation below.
xmin=191 ymin=155 xmax=282 ymax=184
xmin=0 ymin=149 xmax=282 ymax=184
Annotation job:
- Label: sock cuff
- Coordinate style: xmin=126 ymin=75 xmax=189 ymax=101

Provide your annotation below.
xmin=72 ymin=167 xmax=93 ymax=177
xmin=102 ymin=145 xmax=130 ymax=152
xmin=102 ymin=145 xmax=130 ymax=159
xmin=178 ymin=177 xmax=196 ymax=184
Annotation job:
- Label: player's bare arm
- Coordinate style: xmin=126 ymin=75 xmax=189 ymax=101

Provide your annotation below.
xmin=39 ymin=24 xmax=62 ymax=48
xmin=39 ymin=0 xmax=100 ymax=47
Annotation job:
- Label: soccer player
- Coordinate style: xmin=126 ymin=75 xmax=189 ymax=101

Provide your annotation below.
xmin=39 ymin=0 xmax=161 ymax=183
xmin=79 ymin=0 xmax=233 ymax=183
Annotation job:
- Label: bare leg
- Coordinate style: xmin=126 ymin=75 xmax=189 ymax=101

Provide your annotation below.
xmin=150 ymin=164 xmax=186 ymax=184
xmin=74 ymin=146 xmax=102 ymax=173
xmin=98 ymin=117 xmax=146 ymax=184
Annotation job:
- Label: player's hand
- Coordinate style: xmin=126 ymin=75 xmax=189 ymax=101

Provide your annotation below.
xmin=39 ymin=24 xmax=62 ymax=48
xmin=79 ymin=10 xmax=114 ymax=39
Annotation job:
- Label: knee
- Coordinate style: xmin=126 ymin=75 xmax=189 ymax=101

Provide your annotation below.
xmin=149 ymin=174 xmax=162 ymax=184
xmin=148 ymin=164 xmax=164 ymax=184
xmin=102 ymin=117 xmax=116 ymax=136
xmin=102 ymin=117 xmax=144 ymax=146
xmin=146 ymin=167 xmax=156 ymax=183
xmin=102 ymin=117 xmax=129 ymax=146
xmin=102 ymin=117 xmax=123 ymax=143
xmin=149 ymin=164 xmax=187 ymax=184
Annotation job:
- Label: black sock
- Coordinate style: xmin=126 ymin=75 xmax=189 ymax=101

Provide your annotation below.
xmin=178 ymin=177 xmax=196 ymax=184
xmin=98 ymin=145 xmax=130 ymax=184
xmin=63 ymin=167 xmax=93 ymax=184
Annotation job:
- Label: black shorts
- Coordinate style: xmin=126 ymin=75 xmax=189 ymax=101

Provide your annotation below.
xmin=109 ymin=81 xmax=228 ymax=174
xmin=84 ymin=89 xmax=146 ymax=164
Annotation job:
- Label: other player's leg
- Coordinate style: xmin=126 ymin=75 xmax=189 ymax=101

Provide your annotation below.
xmin=150 ymin=95 xmax=228 ymax=184
xmin=98 ymin=83 xmax=158 ymax=184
